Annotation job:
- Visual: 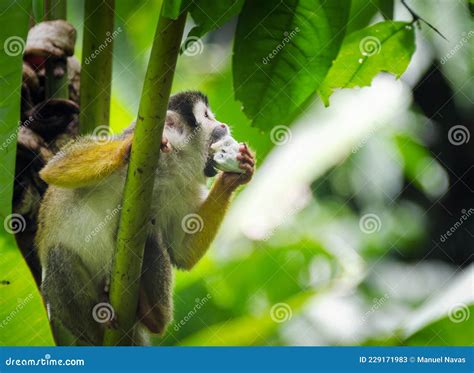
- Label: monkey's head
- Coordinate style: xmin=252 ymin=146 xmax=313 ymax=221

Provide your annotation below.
xmin=164 ymin=91 xmax=230 ymax=177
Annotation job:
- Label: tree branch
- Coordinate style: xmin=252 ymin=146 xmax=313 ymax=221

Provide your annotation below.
xmin=102 ymin=8 xmax=186 ymax=346
xmin=44 ymin=0 xmax=69 ymax=98
xmin=79 ymin=0 xmax=115 ymax=134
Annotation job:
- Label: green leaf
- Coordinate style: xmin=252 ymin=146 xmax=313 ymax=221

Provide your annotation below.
xmin=404 ymin=304 xmax=474 ymax=346
xmin=378 ymin=0 xmax=394 ymax=20
xmin=0 ymin=234 xmax=55 ymax=345
xmin=233 ymin=0 xmax=351 ymax=130
xmin=0 ymin=0 xmax=31 ymax=219
xmin=184 ymin=0 xmax=244 ymax=38
xmin=162 ymin=0 xmax=184 ymax=19
xmin=319 ymin=21 xmax=416 ymax=106
xmin=346 ymin=0 xmax=379 ymax=34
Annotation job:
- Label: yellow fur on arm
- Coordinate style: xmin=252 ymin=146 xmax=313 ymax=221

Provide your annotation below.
xmin=39 ymin=134 xmax=133 ymax=188
xmin=178 ymin=178 xmax=233 ymax=270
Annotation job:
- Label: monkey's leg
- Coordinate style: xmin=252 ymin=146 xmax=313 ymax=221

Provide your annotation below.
xmin=41 ymin=246 xmax=104 ymax=345
xmin=137 ymin=235 xmax=173 ymax=335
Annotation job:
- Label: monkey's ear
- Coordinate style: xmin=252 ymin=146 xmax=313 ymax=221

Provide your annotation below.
xmin=40 ymin=134 xmax=133 ymax=188
xmin=165 ymin=110 xmax=181 ymax=128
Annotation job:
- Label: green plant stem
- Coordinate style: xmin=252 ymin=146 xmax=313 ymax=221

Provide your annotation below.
xmin=79 ymin=0 xmax=115 ymax=134
xmin=44 ymin=0 xmax=68 ymax=99
xmin=103 ymin=9 xmax=186 ymax=346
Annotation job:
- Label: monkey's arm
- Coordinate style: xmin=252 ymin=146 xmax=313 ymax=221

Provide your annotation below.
xmin=174 ymin=145 xmax=255 ymax=270
xmin=175 ymin=177 xmax=233 ymax=270
xmin=39 ymin=134 xmax=133 ymax=188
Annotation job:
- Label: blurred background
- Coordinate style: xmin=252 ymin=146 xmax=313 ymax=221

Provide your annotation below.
xmin=63 ymin=0 xmax=472 ymax=345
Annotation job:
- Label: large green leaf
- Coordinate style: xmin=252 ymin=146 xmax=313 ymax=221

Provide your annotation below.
xmin=233 ymin=0 xmax=351 ymax=130
xmin=162 ymin=0 xmax=184 ymax=19
xmin=378 ymin=0 xmax=394 ymax=20
xmin=0 ymin=234 xmax=55 ymax=346
xmin=0 ymin=0 xmax=54 ymax=347
xmin=319 ymin=21 xmax=416 ymax=106
xmin=0 ymin=0 xmax=31 ymax=219
xmin=184 ymin=0 xmax=244 ymax=39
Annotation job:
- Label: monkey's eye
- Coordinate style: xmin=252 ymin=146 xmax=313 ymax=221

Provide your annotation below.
xmin=204 ymin=111 xmax=209 ymax=119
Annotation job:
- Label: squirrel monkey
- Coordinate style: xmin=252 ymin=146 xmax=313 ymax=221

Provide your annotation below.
xmin=36 ymin=91 xmax=255 ymax=345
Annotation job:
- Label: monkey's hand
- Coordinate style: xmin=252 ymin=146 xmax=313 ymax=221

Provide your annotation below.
xmin=217 ymin=144 xmax=255 ymax=192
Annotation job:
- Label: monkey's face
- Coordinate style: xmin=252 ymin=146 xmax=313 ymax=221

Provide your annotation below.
xmin=165 ymin=91 xmax=229 ymax=177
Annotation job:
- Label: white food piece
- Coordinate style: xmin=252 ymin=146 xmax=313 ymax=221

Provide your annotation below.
xmin=210 ymin=136 xmax=244 ymax=174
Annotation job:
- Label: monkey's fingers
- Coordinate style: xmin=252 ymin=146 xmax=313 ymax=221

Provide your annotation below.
xmin=237 ymin=153 xmax=255 ymax=167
